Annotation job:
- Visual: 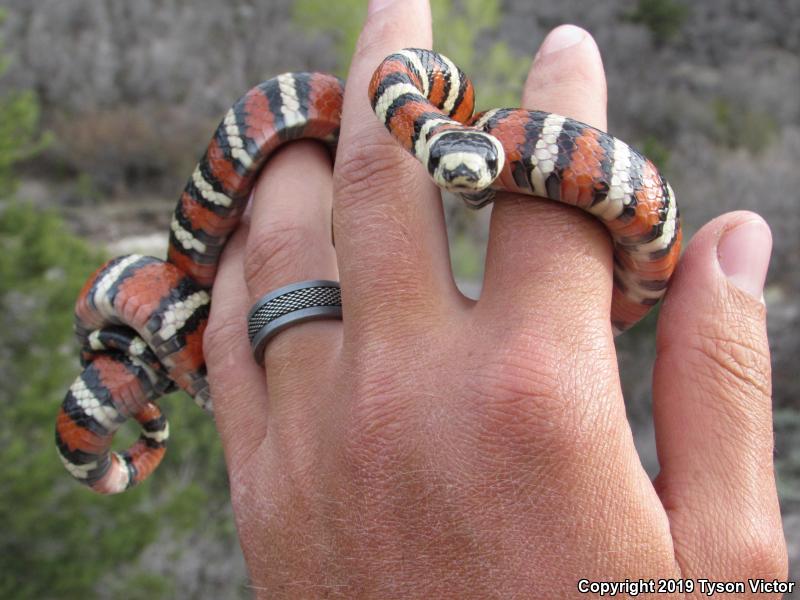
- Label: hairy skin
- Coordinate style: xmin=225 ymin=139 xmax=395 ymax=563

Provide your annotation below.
xmin=204 ymin=1 xmax=786 ymax=597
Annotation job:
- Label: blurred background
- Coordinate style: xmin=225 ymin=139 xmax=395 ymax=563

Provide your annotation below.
xmin=0 ymin=0 xmax=797 ymax=597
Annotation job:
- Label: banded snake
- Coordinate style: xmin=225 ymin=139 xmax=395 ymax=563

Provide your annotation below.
xmin=56 ymin=49 xmax=681 ymax=494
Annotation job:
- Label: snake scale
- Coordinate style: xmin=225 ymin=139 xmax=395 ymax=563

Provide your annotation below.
xmin=56 ymin=49 xmax=681 ymax=494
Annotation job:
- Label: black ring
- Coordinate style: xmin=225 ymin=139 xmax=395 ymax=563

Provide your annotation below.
xmin=247 ymin=280 xmax=342 ymax=364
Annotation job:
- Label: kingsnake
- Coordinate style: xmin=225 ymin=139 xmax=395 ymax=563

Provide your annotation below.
xmin=56 ymin=48 xmax=681 ymax=494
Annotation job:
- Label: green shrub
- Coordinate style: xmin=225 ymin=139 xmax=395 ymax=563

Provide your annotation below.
xmin=293 ymin=0 xmax=530 ymax=110
xmin=640 ymin=135 xmax=671 ymax=174
xmin=0 ymin=15 xmax=236 ymax=595
xmin=712 ymin=98 xmax=777 ymax=154
xmin=0 ymin=200 xmax=235 ymax=599
xmin=625 ymin=0 xmax=690 ymax=45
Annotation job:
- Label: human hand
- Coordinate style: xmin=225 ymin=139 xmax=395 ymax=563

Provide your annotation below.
xmin=203 ymin=0 xmax=786 ymax=596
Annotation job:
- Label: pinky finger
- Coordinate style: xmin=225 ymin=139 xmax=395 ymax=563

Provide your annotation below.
xmin=203 ymin=226 xmax=269 ymax=472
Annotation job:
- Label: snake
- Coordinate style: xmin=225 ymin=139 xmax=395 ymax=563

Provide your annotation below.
xmin=56 ymin=48 xmax=681 ymax=494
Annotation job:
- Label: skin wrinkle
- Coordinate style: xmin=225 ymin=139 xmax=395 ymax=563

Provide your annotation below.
xmin=248 ymin=462 xmax=335 ymax=591
xmin=211 ymin=391 xmax=263 ymax=467
xmin=333 ymin=139 xmax=429 ymax=213
xmin=268 ymin=332 xmax=338 ymax=385
xmin=678 ymin=343 xmax=769 ymax=442
xmin=205 ymin=333 xmax=270 ymax=470
xmin=350 ymin=363 xmax=453 ymax=453
xmin=466 ymin=322 xmax=680 ymax=588
xmin=655 ymin=418 xmax=766 ymax=516
xmin=736 ymin=516 xmax=789 ymax=582
xmin=339 ymin=183 xmax=424 ymax=246
xmin=565 ymin=364 xmax=619 ymax=435
xmin=477 ymin=342 xmax=562 ymax=397
xmin=244 ymin=219 xmax=329 ymax=292
xmin=336 ymin=346 xmax=427 ymax=467
xmin=231 ymin=477 xmax=283 ymax=580
xmin=340 ymin=328 xmax=604 ymax=596
xmin=692 ymin=321 xmax=772 ymax=399
xmin=658 ymin=263 xmax=771 ymax=389
xmin=424 ymin=392 xmax=534 ymax=484
xmin=342 ymin=392 xmax=418 ymax=465
xmin=486 ymin=372 xmax=570 ymax=461
xmin=553 ymin=318 xmax=619 ymax=428
xmin=383 ymin=462 xmax=523 ymax=594
xmin=461 ymin=403 xmax=615 ymax=561
xmin=347 ymin=326 xmax=446 ymax=389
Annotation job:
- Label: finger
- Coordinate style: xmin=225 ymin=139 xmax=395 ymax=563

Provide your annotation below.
xmin=653 ymin=212 xmax=787 ymax=582
xmin=245 ymin=141 xmax=341 ymax=375
xmin=332 ymin=0 xmax=460 ymax=338
xmin=523 ymin=25 xmax=607 ymax=131
xmin=481 ymin=25 xmax=612 ymax=356
xmin=204 ymin=226 xmax=269 ymax=470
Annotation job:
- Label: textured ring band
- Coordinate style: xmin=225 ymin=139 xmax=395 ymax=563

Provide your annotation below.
xmin=247 ymin=280 xmax=342 ymax=364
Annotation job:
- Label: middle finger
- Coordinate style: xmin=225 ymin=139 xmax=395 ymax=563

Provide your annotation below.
xmin=333 ymin=0 xmax=463 ymax=341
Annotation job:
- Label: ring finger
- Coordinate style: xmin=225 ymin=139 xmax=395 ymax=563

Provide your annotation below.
xmin=244 ymin=141 xmax=341 ymax=380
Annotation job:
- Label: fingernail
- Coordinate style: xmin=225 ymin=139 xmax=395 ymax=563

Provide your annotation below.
xmin=537 ymin=24 xmax=586 ymax=58
xmin=717 ymin=218 xmax=772 ymax=300
xmin=368 ymin=0 xmax=395 ymax=15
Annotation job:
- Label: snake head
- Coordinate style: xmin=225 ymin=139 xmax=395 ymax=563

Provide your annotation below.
xmin=427 ymin=130 xmax=505 ymax=193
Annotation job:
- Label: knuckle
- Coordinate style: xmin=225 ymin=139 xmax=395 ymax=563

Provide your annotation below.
xmin=729 ymin=523 xmax=788 ymax=581
xmin=333 ymin=138 xmax=418 ymax=214
xmin=463 ymin=352 xmax=580 ymax=454
xmin=458 ymin=328 xmax=618 ymax=462
xmin=243 ymin=218 xmax=317 ymax=287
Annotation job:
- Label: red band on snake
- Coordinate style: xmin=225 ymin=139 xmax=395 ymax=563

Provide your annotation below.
xmin=57 ymin=49 xmax=680 ymax=494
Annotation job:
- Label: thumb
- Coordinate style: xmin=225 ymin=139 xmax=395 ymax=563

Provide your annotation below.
xmin=651 ymin=211 xmax=786 ymax=581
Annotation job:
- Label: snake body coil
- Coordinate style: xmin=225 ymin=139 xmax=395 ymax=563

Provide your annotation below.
xmin=369 ymin=49 xmax=681 ymax=332
xmin=57 ymin=49 xmax=680 ymax=494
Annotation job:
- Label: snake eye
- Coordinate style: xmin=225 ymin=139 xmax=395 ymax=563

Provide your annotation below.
xmin=428 ymin=154 xmax=441 ymax=173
